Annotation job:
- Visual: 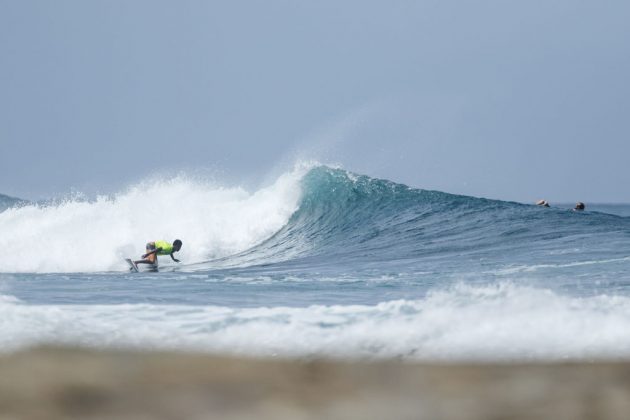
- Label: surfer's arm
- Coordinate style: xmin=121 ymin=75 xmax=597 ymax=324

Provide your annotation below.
xmin=170 ymin=253 xmax=181 ymax=263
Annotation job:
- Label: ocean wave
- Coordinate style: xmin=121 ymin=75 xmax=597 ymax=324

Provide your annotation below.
xmin=1 ymin=164 xmax=628 ymax=274
xmin=207 ymin=166 xmax=630 ymax=272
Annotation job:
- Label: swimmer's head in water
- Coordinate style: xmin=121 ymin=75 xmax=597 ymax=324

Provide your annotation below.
xmin=574 ymin=202 xmax=585 ymax=211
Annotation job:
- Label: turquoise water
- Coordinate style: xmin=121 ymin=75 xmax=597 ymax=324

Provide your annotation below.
xmin=1 ymin=166 xmax=630 ymax=360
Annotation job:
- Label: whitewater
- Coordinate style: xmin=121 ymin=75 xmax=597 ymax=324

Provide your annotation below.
xmin=1 ymin=164 xmax=630 ymax=361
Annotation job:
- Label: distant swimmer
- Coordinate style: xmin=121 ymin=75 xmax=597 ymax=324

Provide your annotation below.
xmin=573 ymin=202 xmax=586 ymax=211
xmin=134 ymin=239 xmax=182 ymax=266
xmin=536 ymin=199 xmax=550 ymax=207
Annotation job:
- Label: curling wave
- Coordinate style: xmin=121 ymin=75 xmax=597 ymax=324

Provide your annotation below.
xmin=1 ymin=165 xmax=629 ymax=274
xmin=210 ymin=166 xmax=630 ymax=275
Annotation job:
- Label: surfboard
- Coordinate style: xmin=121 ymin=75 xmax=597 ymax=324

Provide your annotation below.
xmin=125 ymin=258 xmax=139 ymax=272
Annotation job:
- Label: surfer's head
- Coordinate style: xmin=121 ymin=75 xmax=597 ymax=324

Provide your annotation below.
xmin=173 ymin=239 xmax=183 ymax=251
xmin=574 ymin=202 xmax=585 ymax=211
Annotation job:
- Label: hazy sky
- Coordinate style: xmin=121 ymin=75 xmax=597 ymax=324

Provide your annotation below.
xmin=1 ymin=0 xmax=629 ymax=202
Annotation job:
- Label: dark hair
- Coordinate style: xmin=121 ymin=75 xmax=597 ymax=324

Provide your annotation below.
xmin=173 ymin=239 xmax=183 ymax=248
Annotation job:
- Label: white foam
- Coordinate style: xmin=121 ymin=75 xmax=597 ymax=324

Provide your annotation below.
xmin=0 ymin=166 xmax=309 ymax=273
xmin=0 ymin=294 xmax=21 ymax=304
xmin=2 ymin=283 xmax=630 ymax=361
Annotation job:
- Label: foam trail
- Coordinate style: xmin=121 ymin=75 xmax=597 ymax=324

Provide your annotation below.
xmin=0 ymin=166 xmax=309 ymax=273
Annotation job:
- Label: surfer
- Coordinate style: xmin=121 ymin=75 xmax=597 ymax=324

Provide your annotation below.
xmin=536 ymin=199 xmax=550 ymax=207
xmin=134 ymin=239 xmax=183 ymax=266
xmin=573 ymin=202 xmax=586 ymax=211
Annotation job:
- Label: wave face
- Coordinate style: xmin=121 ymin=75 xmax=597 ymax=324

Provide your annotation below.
xmin=213 ymin=166 xmax=630 ymax=280
xmin=2 ymin=165 xmax=630 ymax=361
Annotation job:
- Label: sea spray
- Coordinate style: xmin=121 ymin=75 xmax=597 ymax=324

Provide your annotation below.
xmin=0 ymin=166 xmax=308 ymax=273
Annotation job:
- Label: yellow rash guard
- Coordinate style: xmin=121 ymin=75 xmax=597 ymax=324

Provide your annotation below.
xmin=154 ymin=240 xmax=174 ymax=255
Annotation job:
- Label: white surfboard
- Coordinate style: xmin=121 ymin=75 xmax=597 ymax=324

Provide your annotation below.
xmin=125 ymin=258 xmax=139 ymax=272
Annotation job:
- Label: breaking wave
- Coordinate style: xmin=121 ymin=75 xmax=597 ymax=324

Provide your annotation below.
xmin=1 ymin=164 xmax=628 ymax=274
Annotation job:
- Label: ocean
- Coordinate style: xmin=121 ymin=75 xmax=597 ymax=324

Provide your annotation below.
xmin=1 ymin=164 xmax=630 ymax=361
